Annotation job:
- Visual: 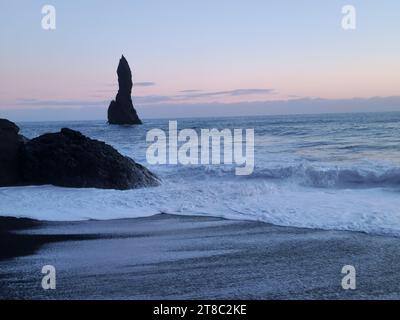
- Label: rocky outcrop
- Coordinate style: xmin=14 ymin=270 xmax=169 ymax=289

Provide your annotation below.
xmin=0 ymin=119 xmax=159 ymax=190
xmin=0 ymin=119 xmax=25 ymax=186
xmin=20 ymin=128 xmax=159 ymax=190
xmin=108 ymin=55 xmax=142 ymax=125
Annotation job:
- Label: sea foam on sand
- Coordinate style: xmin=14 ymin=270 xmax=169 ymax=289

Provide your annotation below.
xmin=1 ymin=176 xmax=400 ymax=237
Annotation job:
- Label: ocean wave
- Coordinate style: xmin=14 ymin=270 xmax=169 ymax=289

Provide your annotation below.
xmin=252 ymin=165 xmax=400 ymax=188
xmin=158 ymin=163 xmax=400 ymax=189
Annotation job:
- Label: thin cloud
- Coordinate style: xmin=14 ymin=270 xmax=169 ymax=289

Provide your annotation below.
xmin=14 ymin=88 xmax=276 ymax=107
xmin=183 ymin=88 xmax=275 ymax=99
xmin=15 ymin=96 xmax=173 ymax=106
xmin=135 ymin=88 xmax=275 ymax=104
xmin=134 ymin=95 xmax=174 ymax=104
xmin=180 ymin=89 xmax=202 ymax=93
xmin=135 ymin=82 xmax=156 ymax=87
xmin=5 ymin=96 xmax=400 ymax=122
xmin=15 ymin=99 xmax=108 ymax=107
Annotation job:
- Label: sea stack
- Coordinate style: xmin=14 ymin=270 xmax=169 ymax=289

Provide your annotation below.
xmin=107 ymin=55 xmax=142 ymax=125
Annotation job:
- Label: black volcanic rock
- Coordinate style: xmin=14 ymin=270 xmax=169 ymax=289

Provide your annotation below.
xmin=0 ymin=119 xmax=25 ymax=186
xmin=108 ymin=55 xmax=142 ymax=125
xmin=0 ymin=119 xmax=158 ymax=190
xmin=0 ymin=118 xmax=19 ymax=133
xmin=20 ymin=128 xmax=159 ymax=190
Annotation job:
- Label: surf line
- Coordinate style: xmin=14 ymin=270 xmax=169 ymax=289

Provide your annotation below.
xmin=146 ymin=120 xmax=255 ymax=176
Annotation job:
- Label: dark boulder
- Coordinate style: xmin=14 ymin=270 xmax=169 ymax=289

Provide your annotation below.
xmin=21 ymin=128 xmax=159 ymax=190
xmin=0 ymin=118 xmax=19 ymax=133
xmin=0 ymin=119 xmax=25 ymax=186
xmin=108 ymin=55 xmax=142 ymax=125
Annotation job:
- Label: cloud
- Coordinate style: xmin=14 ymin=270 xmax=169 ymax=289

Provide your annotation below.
xmin=179 ymin=88 xmax=275 ymax=99
xmin=12 ymin=88 xmax=274 ymax=108
xmin=135 ymin=82 xmax=156 ymax=87
xmin=15 ymin=98 xmax=108 ymax=107
xmin=3 ymin=96 xmax=400 ymax=122
xmin=180 ymin=89 xmax=202 ymax=93
xmin=214 ymin=89 xmax=275 ymax=96
xmin=137 ymin=96 xmax=400 ymax=118
xmin=133 ymin=88 xmax=275 ymax=104
xmin=14 ymin=95 xmax=172 ymax=107
xmin=134 ymin=95 xmax=174 ymax=104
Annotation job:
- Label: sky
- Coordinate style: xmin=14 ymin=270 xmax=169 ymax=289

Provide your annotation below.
xmin=1 ymin=0 xmax=400 ymax=121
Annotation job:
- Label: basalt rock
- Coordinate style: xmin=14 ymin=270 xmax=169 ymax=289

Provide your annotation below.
xmin=108 ymin=55 xmax=142 ymax=125
xmin=20 ymin=128 xmax=159 ymax=190
xmin=0 ymin=119 xmax=158 ymax=190
xmin=0 ymin=119 xmax=26 ymax=186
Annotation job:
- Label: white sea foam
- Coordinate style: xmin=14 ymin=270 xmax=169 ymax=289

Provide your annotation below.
xmin=1 ymin=176 xmax=400 ymax=236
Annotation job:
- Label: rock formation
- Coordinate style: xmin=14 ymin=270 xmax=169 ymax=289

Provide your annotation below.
xmin=108 ymin=55 xmax=142 ymax=125
xmin=21 ymin=128 xmax=159 ymax=190
xmin=0 ymin=119 xmax=26 ymax=186
xmin=0 ymin=119 xmax=159 ymax=190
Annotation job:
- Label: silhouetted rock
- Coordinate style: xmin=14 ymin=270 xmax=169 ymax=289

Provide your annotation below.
xmin=20 ymin=128 xmax=159 ymax=190
xmin=0 ymin=119 xmax=25 ymax=186
xmin=0 ymin=119 xmax=157 ymax=190
xmin=0 ymin=119 xmax=19 ymax=133
xmin=108 ymin=55 xmax=142 ymax=125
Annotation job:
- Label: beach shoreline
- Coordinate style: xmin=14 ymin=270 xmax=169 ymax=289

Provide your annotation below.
xmin=1 ymin=214 xmax=400 ymax=300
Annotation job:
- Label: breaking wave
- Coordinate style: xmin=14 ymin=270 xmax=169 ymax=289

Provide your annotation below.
xmin=252 ymin=165 xmax=400 ymax=188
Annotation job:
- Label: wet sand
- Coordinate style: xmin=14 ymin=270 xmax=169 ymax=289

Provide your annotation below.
xmin=1 ymin=214 xmax=400 ymax=299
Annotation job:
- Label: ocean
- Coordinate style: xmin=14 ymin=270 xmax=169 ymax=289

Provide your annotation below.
xmin=1 ymin=112 xmax=400 ymax=236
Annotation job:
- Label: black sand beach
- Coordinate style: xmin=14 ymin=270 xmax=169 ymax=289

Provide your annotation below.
xmin=1 ymin=214 xmax=400 ymax=300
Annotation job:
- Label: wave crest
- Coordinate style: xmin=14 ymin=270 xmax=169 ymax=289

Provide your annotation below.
xmin=253 ymin=165 xmax=400 ymax=188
